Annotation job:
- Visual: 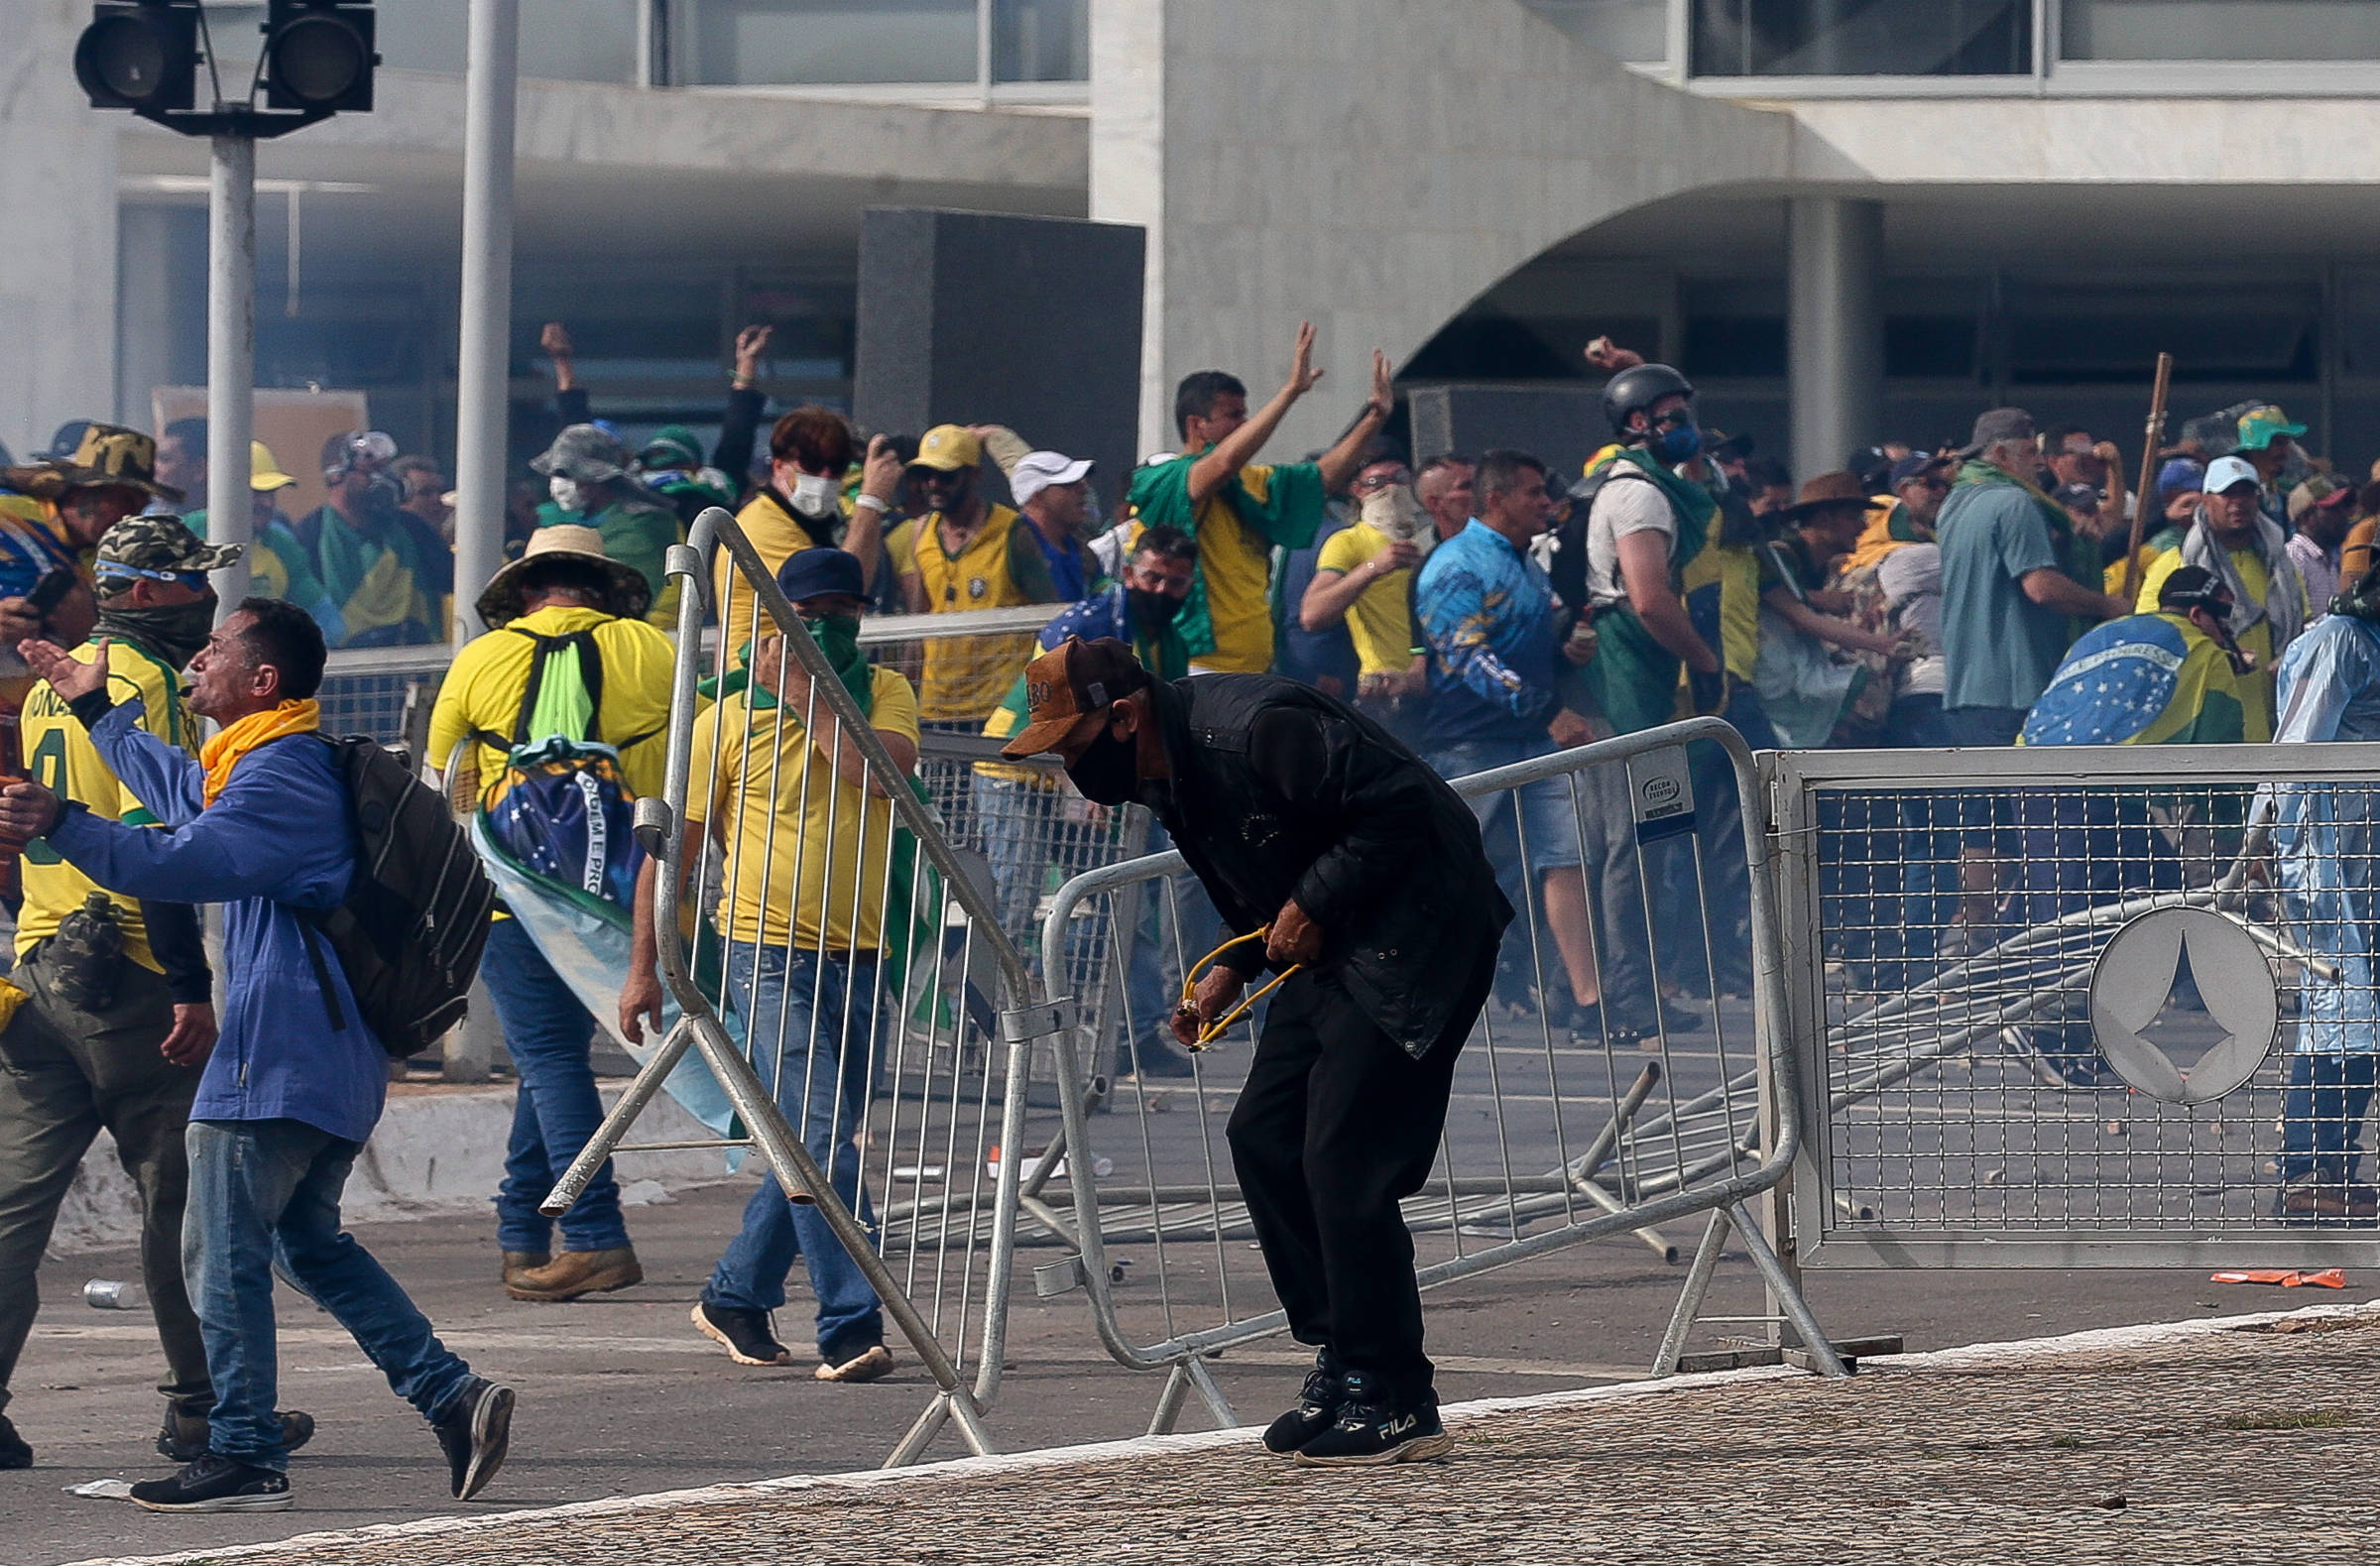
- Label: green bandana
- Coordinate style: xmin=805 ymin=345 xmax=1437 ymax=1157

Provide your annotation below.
xmin=698 ymin=615 xmax=874 ymax=715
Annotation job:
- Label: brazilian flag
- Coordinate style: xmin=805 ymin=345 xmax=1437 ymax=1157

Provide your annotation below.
xmin=2021 ymin=611 xmax=2252 ymax=748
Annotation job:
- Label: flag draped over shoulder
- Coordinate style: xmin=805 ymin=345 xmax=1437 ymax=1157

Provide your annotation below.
xmin=2020 ymin=610 xmax=2250 ymax=748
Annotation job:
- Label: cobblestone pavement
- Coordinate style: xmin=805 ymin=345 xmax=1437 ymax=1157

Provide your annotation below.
xmin=85 ymin=1307 xmax=2380 ymax=1566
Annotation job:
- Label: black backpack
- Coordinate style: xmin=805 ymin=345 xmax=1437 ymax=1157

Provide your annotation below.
xmin=298 ymin=736 xmax=498 ymax=1058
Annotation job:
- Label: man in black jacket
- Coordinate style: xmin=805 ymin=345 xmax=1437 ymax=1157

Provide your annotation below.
xmin=1003 ymin=638 xmax=1508 ymax=1466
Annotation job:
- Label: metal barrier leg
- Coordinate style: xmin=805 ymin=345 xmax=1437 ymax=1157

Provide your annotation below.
xmin=1182 ymin=1355 xmax=1239 ymax=1429
xmin=1146 ymin=1357 xmax=1239 ymax=1435
xmin=1653 ymin=1208 xmax=1730 ymax=1376
xmin=1726 ymin=1202 xmax=1848 ymax=1379
xmin=686 ymin=1010 xmax=1003 ymax=1457
xmin=540 ymin=1018 xmax=699 ymax=1214
xmin=887 ymin=1394 xmax=954 ymax=1468
xmin=1145 ymin=1362 xmax=1195 ymax=1436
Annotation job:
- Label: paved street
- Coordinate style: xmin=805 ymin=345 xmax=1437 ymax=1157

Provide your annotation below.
xmin=16 ymin=1170 xmax=2372 ymax=1565
xmin=56 ymin=1302 xmax=2380 ymax=1565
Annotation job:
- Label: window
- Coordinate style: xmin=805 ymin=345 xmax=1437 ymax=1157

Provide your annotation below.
xmin=1692 ymin=0 xmax=2031 ymax=77
xmin=2062 ymin=0 xmax=2380 ymax=61
xmin=993 ymin=0 xmax=1087 ymax=83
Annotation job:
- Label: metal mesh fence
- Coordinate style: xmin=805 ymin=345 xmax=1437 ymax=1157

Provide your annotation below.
xmin=1031 ymin=722 xmax=1839 ymax=1417
xmin=1777 ymin=745 xmax=2380 ymax=1266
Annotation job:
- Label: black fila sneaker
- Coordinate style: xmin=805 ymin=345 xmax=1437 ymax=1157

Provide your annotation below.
xmin=1290 ymin=1372 xmax=1454 ymax=1467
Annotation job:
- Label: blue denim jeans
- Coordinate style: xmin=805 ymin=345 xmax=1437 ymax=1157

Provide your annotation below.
xmin=482 ymin=919 xmax=628 ymax=1255
xmin=2282 ymin=1053 xmax=2380 ymax=1182
xmin=702 ymin=945 xmax=885 ymax=1361
xmin=184 ymin=1119 xmax=474 ymax=1469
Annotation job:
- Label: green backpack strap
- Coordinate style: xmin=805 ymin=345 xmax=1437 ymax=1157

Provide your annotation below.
xmin=510 ymin=626 xmax=607 ymax=749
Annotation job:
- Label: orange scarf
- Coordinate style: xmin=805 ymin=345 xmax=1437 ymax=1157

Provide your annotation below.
xmin=200 ymin=699 xmax=321 ymax=804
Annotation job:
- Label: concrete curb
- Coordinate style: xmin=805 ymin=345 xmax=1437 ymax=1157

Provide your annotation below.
xmin=65 ymin=1295 xmax=2380 ymax=1566
xmin=49 ymin=1085 xmax=731 ymax=1257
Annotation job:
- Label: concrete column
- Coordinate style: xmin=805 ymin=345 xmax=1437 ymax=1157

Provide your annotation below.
xmin=1787 ymin=196 xmax=1884 ymax=485
xmin=1088 ymin=0 xmax=1168 ymax=457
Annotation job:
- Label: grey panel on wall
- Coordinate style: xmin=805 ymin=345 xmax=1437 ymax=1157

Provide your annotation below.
xmin=1405 ymin=382 xmax=1609 ymax=487
xmin=854 ymin=207 xmax=1145 ymax=510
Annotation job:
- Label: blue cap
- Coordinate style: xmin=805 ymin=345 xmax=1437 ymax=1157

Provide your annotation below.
xmin=776 ymin=546 xmax=866 ymax=604
xmin=2157 ymin=456 xmax=2207 ymax=495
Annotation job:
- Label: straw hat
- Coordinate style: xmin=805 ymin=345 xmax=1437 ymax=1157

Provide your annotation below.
xmin=474 ymin=525 xmax=652 ymax=628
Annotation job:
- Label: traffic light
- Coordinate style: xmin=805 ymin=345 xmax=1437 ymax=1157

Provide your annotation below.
xmin=263 ymin=1 xmax=378 ymax=114
xmin=72 ymin=0 xmax=199 ymax=113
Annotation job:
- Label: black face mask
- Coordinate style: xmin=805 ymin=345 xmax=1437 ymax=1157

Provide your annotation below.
xmin=1065 ymin=719 xmax=1140 ymax=807
xmin=1127 ymin=588 xmax=1183 ymax=634
xmin=96 ymin=594 xmax=218 ymax=670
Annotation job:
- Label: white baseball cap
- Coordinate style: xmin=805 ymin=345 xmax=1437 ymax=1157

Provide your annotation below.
xmin=2203 ymin=454 xmax=2261 ymax=495
xmin=1010 ymin=449 xmax=1094 ymax=508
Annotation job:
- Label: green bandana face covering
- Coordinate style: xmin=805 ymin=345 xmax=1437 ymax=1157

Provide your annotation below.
xmin=697 ymin=615 xmax=874 ymax=716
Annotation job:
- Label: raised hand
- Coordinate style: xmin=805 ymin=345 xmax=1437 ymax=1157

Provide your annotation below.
xmin=22 ymin=637 xmax=107 ymax=703
xmin=1286 ymin=321 xmax=1324 ymax=399
xmin=733 ymin=323 xmax=773 ymax=387
xmin=1365 ymin=348 xmax=1394 ymax=422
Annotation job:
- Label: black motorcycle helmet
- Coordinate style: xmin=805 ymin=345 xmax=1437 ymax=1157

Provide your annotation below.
xmin=1601 ymin=364 xmax=1696 ymax=439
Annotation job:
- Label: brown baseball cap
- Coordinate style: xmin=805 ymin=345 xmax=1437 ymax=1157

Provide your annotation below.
xmin=999 ymin=637 xmax=1151 ymax=759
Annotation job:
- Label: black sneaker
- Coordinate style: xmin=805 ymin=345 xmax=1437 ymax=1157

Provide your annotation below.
xmin=692 ymin=1300 xmax=793 ymax=1366
xmin=0 ymin=1414 xmax=29 ymax=1470
xmin=157 ymin=1403 xmax=316 ymax=1463
xmin=129 ymin=1452 xmax=293 ymax=1512
xmin=1291 ymin=1374 xmax=1453 ymax=1467
xmin=431 ymin=1378 xmax=515 ymax=1501
xmin=1260 ymin=1349 xmax=1344 ymax=1455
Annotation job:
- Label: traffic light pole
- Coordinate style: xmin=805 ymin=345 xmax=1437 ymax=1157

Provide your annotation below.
xmin=450 ymin=0 xmax=518 ymax=649
xmin=206 ymin=132 xmax=256 ymax=616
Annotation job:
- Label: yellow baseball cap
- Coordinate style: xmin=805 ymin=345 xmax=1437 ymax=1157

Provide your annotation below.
xmin=907 ymin=423 xmax=983 ymax=473
xmin=249 ymin=440 xmax=298 ymax=492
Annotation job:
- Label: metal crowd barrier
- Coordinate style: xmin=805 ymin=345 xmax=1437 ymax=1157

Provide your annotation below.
xmin=1770 ymin=743 xmax=2380 ymax=1269
xmin=318 ymin=644 xmax=451 ymax=752
xmin=546 ymin=508 xmax=1072 ymax=1465
xmin=1032 ymin=717 xmax=1847 ymax=1431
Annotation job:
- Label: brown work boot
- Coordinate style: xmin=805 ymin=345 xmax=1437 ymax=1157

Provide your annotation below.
xmin=500 ymin=1252 xmax=550 ymax=1290
xmin=506 ymin=1247 xmax=643 ymax=1302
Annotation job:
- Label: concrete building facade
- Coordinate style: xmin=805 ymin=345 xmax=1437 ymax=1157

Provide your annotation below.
xmin=12 ymin=0 xmax=2380 ymax=481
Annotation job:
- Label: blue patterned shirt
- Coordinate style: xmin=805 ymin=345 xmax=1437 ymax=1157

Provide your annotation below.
xmin=1414 ymin=520 xmax=1561 ymax=747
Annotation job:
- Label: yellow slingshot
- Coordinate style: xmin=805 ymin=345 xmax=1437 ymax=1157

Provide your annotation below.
xmin=1175 ymin=927 xmax=1302 ymax=1050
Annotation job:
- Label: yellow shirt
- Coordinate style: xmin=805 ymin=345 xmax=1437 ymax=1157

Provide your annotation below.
xmin=686 ymin=665 xmax=920 ymax=951
xmin=1138 ymin=467 xmax=1286 ymax=674
xmin=2135 ymin=544 xmax=2302 ymax=740
xmin=1314 ymin=523 xmax=1416 ymax=678
xmin=427 ymin=604 xmax=676 ymax=802
xmin=717 ymin=490 xmax=826 ymax=670
xmin=16 ymin=638 xmax=194 ymax=972
xmin=902 ymin=504 xmax=1040 ymax=721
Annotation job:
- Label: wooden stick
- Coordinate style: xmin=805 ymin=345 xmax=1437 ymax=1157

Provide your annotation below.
xmin=2120 ymin=352 xmax=2176 ymax=606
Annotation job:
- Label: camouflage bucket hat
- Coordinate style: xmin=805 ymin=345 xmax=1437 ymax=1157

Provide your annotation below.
xmin=95 ymin=513 xmax=244 ymax=584
xmin=1 ymin=422 xmax=183 ymax=504
xmin=532 ymin=423 xmax=631 ymax=483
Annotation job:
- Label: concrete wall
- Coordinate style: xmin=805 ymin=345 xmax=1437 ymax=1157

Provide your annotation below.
xmin=1088 ymin=0 xmax=1792 ymax=458
xmin=1 ymin=0 xmax=121 ymax=458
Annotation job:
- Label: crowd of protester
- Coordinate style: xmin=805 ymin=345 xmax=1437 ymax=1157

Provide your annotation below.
xmin=12 ymin=312 xmax=2380 ymax=1508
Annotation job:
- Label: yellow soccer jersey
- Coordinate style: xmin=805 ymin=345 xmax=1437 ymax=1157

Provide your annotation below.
xmin=16 ymin=638 xmax=195 ymax=972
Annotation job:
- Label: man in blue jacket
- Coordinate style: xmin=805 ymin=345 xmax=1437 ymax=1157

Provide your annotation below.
xmin=0 ymin=600 xmax=515 ymax=1513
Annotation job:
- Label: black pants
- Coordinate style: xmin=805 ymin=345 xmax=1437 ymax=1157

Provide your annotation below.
xmin=1225 ymin=956 xmax=1494 ymax=1400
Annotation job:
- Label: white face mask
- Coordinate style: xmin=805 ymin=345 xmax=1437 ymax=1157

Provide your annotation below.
xmin=1362 ymin=483 xmax=1432 ymax=550
xmin=790 ymin=471 xmax=837 ymax=516
xmin=548 ymin=474 xmax=588 ymax=513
